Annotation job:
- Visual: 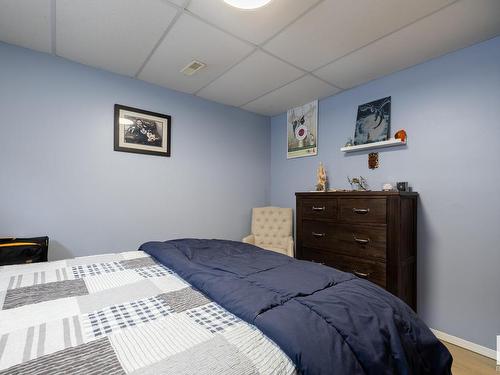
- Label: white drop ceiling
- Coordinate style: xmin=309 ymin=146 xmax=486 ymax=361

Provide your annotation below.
xmin=1 ymin=0 xmax=499 ymax=116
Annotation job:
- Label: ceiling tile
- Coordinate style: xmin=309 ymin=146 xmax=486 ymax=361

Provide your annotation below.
xmin=243 ymin=75 xmax=339 ymax=116
xmin=56 ymin=0 xmax=177 ymax=76
xmin=0 ymin=0 xmax=51 ymax=53
xmin=139 ymin=14 xmax=253 ymax=94
xmin=187 ymin=0 xmax=321 ymax=45
xmin=196 ymin=50 xmax=303 ymax=107
xmin=264 ymin=0 xmax=455 ymax=71
xmin=314 ymin=0 xmax=500 ymax=89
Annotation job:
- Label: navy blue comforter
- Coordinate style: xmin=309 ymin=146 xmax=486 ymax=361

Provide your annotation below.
xmin=140 ymin=239 xmax=452 ymax=375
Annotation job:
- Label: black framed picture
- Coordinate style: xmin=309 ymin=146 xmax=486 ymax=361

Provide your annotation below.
xmin=114 ymin=104 xmax=171 ymax=157
xmin=354 ymin=96 xmax=391 ymax=145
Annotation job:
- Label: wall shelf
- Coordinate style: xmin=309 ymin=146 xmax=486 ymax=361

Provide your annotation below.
xmin=341 ymin=138 xmax=406 ymax=153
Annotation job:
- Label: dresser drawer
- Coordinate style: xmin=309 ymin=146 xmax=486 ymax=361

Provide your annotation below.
xmin=339 ymin=198 xmax=386 ymax=223
xmin=302 ymin=221 xmax=386 ymax=260
xmin=302 ymin=198 xmax=337 ymax=219
xmin=302 ymin=220 xmax=336 ymax=250
xmin=329 ymin=253 xmax=386 ymax=288
xmin=335 ymin=224 xmax=387 ymax=260
xmin=300 ymin=248 xmax=386 ymax=288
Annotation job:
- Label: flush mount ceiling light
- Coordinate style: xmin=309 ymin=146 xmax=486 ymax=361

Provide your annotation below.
xmin=223 ymin=0 xmax=272 ymax=10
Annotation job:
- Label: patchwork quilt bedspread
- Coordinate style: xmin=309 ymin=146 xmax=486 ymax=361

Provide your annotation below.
xmin=0 ymin=251 xmax=297 ymax=374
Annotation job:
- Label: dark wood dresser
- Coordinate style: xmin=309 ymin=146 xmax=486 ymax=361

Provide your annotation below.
xmin=295 ymin=192 xmax=418 ymax=310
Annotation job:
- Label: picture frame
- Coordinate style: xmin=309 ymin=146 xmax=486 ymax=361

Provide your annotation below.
xmin=354 ymin=96 xmax=391 ymax=145
xmin=114 ymin=104 xmax=171 ymax=157
xmin=287 ymin=100 xmax=318 ymax=159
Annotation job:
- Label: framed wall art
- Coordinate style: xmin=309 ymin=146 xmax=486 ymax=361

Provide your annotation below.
xmin=287 ymin=100 xmax=318 ymax=159
xmin=354 ymin=96 xmax=391 ymax=145
xmin=114 ymin=104 xmax=171 ymax=157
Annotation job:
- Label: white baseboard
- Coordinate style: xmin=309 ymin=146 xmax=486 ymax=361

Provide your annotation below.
xmin=431 ymin=328 xmax=497 ymax=360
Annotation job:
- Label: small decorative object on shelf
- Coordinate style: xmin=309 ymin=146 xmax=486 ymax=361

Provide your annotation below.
xmin=316 ymin=162 xmax=328 ymax=192
xmin=368 ymin=152 xmax=379 ymax=169
xmin=395 ymin=129 xmax=407 ymax=142
xmin=348 ymin=176 xmax=369 ymax=191
xmin=344 ymin=137 xmax=353 ymax=147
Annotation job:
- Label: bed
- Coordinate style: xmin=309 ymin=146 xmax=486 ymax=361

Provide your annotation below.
xmin=0 ymin=239 xmax=452 ymax=374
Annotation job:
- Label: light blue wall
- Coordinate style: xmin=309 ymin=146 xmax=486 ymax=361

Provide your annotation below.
xmin=0 ymin=43 xmax=270 ymax=260
xmin=270 ymin=37 xmax=500 ymax=350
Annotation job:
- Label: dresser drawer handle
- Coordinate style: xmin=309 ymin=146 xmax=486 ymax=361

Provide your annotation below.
xmin=352 ymin=208 xmax=370 ymax=214
xmin=352 ymin=235 xmax=370 ymax=244
xmin=353 ymin=271 xmax=371 ymax=278
xmin=311 ymin=232 xmax=326 ymax=238
xmin=311 ymin=206 xmax=326 ymax=211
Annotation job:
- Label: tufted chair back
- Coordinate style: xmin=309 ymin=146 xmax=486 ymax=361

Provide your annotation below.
xmin=251 ymin=207 xmax=292 ymax=251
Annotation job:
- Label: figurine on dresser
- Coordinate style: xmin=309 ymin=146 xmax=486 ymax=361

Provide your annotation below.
xmin=316 ymin=162 xmax=328 ymax=192
xmin=348 ymin=176 xmax=369 ymax=191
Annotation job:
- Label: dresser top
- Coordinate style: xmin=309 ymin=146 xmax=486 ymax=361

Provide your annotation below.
xmin=295 ymin=191 xmax=418 ymax=197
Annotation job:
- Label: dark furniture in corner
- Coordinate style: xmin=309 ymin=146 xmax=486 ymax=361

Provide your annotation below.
xmin=0 ymin=237 xmax=49 ymax=266
xmin=295 ymin=191 xmax=418 ymax=310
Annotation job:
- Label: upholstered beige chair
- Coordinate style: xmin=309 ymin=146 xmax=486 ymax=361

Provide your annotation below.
xmin=242 ymin=207 xmax=294 ymax=257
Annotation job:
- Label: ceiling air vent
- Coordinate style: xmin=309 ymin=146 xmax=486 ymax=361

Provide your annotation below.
xmin=181 ymin=60 xmax=206 ymax=76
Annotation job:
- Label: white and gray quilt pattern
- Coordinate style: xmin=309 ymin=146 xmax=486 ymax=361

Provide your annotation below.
xmin=0 ymin=251 xmax=297 ymax=374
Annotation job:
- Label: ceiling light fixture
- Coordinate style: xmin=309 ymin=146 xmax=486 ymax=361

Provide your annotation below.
xmin=223 ymin=0 xmax=272 ymax=10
